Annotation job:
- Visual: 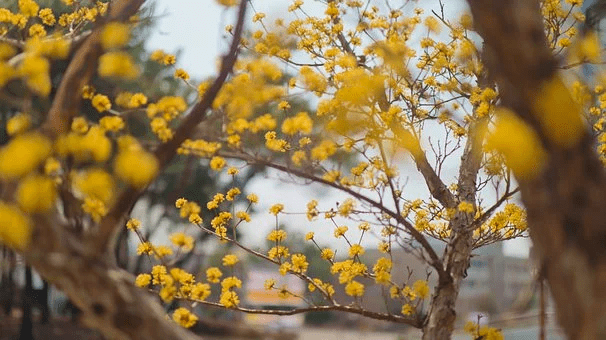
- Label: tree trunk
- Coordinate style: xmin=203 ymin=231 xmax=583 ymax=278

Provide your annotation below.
xmin=19 ymin=266 xmax=34 ymax=340
xmin=466 ymin=0 xmax=606 ymax=338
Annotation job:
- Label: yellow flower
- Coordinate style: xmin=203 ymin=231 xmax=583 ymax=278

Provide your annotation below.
xmin=18 ymin=0 xmax=39 ymax=17
xmin=247 ymin=193 xmax=258 ymax=203
xmin=269 ymin=203 xmax=284 ymax=215
xmin=401 ymin=304 xmax=414 ymax=316
xmin=333 ymin=226 xmax=348 ymax=238
xmin=81 ymin=197 xmax=107 ymax=222
xmin=134 ymin=273 xmax=151 ymax=287
xmin=0 ymin=202 xmax=32 ymax=250
xmin=92 ymin=94 xmax=111 ymax=112
xmin=172 ymin=308 xmax=198 ymax=328
xmin=219 ymin=291 xmax=240 ymax=308
xmin=236 ymin=211 xmax=250 ymax=222
xmin=18 ymin=54 xmax=51 ymax=96
xmin=291 ymin=254 xmax=308 ymax=273
xmin=264 ymin=279 xmax=276 ymax=290
xmin=267 ymin=229 xmax=287 ymax=242
xmin=6 ymin=113 xmax=31 ymax=136
xmin=174 ymin=68 xmax=190 ymax=80
xmin=101 ymin=22 xmax=130 ymax=50
xmin=281 ymin=111 xmax=313 ymax=135
xmin=136 ymin=242 xmax=154 ymax=255
xmin=268 ymin=245 xmax=289 ymax=260
xmin=170 ymin=232 xmax=194 ymax=252
xmin=162 ymin=54 xmax=176 ymax=65
xmin=44 ymin=158 xmax=61 ymax=176
xmin=209 ymin=156 xmax=226 ymax=171
xmin=38 ymin=8 xmax=55 ymax=25
xmin=486 ymin=108 xmax=546 ymax=180
xmin=412 ymin=280 xmax=430 ymax=299
xmin=114 ymin=148 xmax=159 ymax=188
xmin=190 ymin=282 xmax=211 ymax=300
xmin=98 ymin=52 xmax=139 ymax=79
xmin=345 ymin=281 xmax=365 ymax=297
xmin=0 ymin=132 xmax=51 ymax=180
xmin=222 ymin=254 xmax=239 ymax=266
xmin=305 ymin=232 xmax=314 ymax=241
xmin=221 ymin=276 xmax=242 ymax=292
xmin=320 ymin=248 xmax=334 ymax=261
xmin=28 ymin=24 xmax=46 ymax=38
xmin=16 ymin=175 xmax=57 ymax=213
xmin=348 ymin=244 xmax=365 ymax=258
xmin=99 ymin=116 xmax=125 ymax=132
xmin=126 ymin=218 xmax=141 ymax=231
xmin=72 ymin=168 xmax=115 ymax=204
xmin=206 ymin=267 xmax=223 ymax=283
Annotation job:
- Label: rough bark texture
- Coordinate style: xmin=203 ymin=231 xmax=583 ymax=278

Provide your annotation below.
xmin=467 ymin=0 xmax=606 ymax=339
xmin=422 ymin=123 xmax=484 ymax=339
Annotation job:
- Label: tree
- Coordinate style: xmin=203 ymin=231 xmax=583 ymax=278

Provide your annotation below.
xmin=0 ymin=0 xmax=598 ymax=340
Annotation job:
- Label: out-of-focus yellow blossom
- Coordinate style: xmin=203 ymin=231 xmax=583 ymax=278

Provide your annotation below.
xmin=348 ymin=244 xmax=365 ymax=257
xmin=19 ymin=0 xmax=39 ymax=17
xmin=281 ymin=111 xmax=313 ymax=135
xmin=457 ymin=201 xmax=474 ymax=213
xmin=18 ymin=54 xmax=51 ymax=96
xmin=222 ymin=254 xmax=239 ymax=266
xmin=98 ymin=51 xmax=139 ymax=79
xmin=412 ymin=280 xmax=430 ymax=299
xmin=81 ymin=197 xmax=107 ymax=222
xmin=0 ymin=132 xmax=51 ymax=179
xmin=99 ymin=116 xmax=125 ymax=132
xmin=0 ymin=202 xmax=32 ymax=250
xmin=16 ymin=175 xmax=57 ymax=213
xmin=170 ymin=232 xmax=194 ymax=252
xmin=267 ymin=229 xmax=287 ymax=242
xmin=135 ymin=273 xmax=151 ymax=287
xmin=486 ymin=108 xmax=546 ymax=180
xmin=72 ymin=168 xmax=115 ymax=204
xmin=44 ymin=158 xmax=61 ymax=176
xmin=6 ymin=113 xmax=31 ymax=136
xmin=320 ymin=248 xmax=334 ymax=261
xmin=114 ymin=148 xmax=158 ymax=188
xmin=291 ymin=254 xmax=309 ymax=273
xmin=206 ymin=267 xmax=223 ymax=283
xmin=101 ymin=22 xmax=130 ymax=50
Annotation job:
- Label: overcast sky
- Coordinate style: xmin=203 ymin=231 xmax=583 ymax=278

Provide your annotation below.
xmin=145 ymin=0 xmax=531 ymax=257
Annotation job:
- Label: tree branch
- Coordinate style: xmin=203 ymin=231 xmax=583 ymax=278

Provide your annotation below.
xmin=93 ymin=0 xmax=248 ymax=254
xmin=41 ymin=0 xmax=146 ymax=137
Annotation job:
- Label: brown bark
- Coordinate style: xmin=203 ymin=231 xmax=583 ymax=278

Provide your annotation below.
xmin=24 ymin=219 xmax=199 ymax=340
xmin=467 ymin=0 xmax=606 ymax=339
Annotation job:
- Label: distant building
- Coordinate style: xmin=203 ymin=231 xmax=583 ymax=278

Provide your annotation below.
xmin=345 ymin=240 xmax=536 ymax=325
